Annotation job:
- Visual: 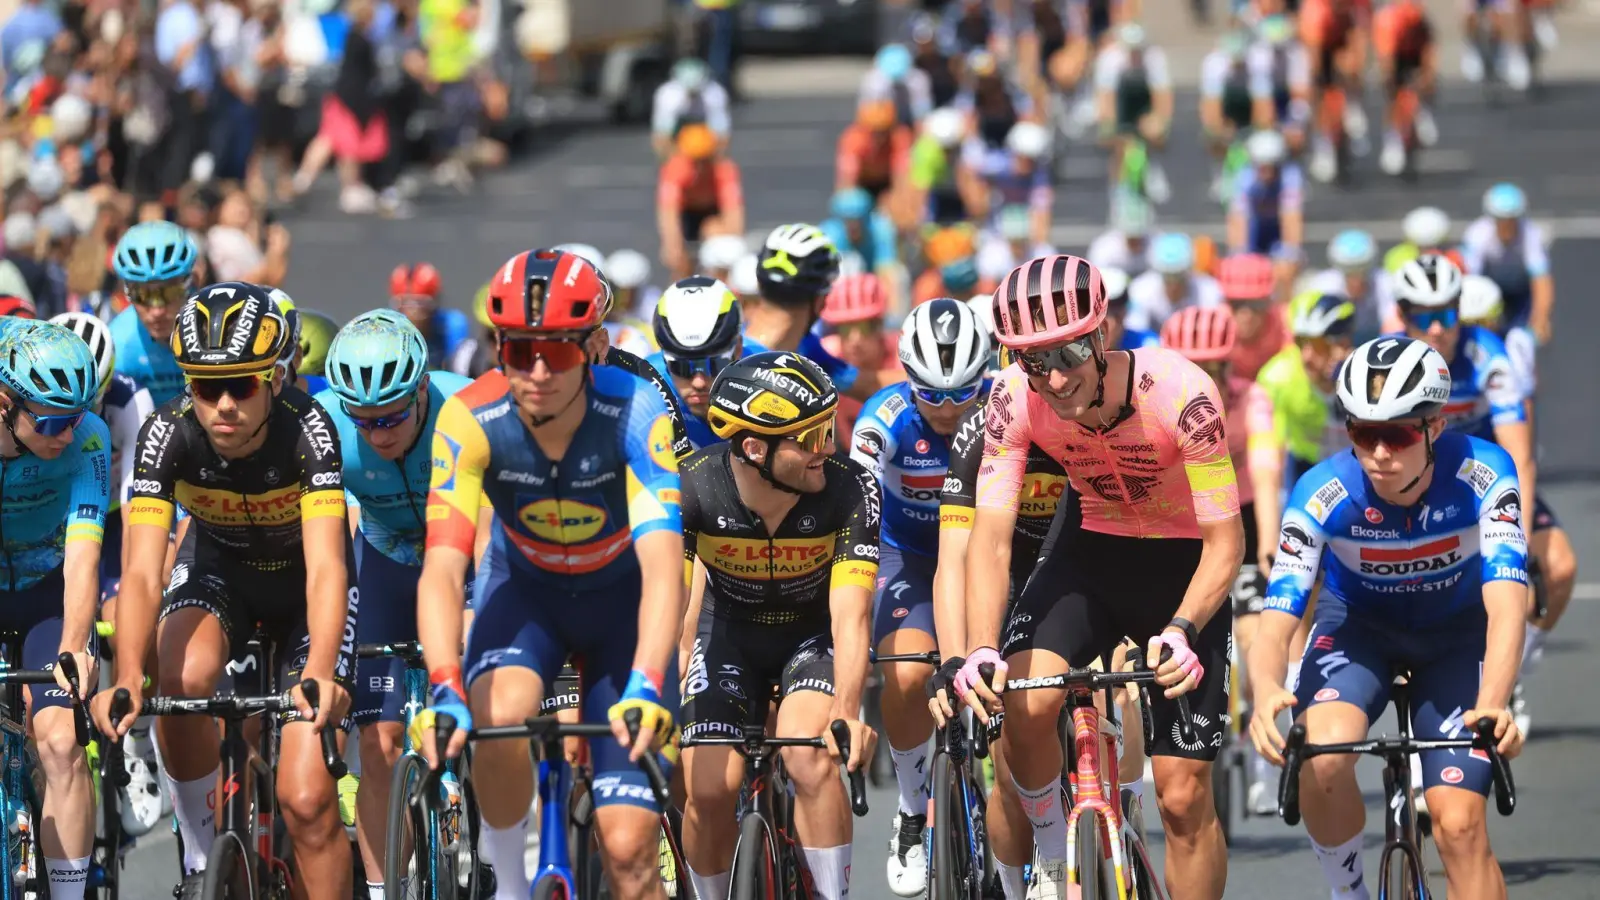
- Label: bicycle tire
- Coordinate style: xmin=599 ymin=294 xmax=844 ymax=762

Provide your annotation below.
xmin=452 ymin=763 xmax=485 ymax=900
xmin=1072 ymin=815 xmax=1107 ymax=900
xmin=532 ymin=873 xmax=572 ymax=900
xmin=730 ymin=813 xmax=778 ymax=900
xmin=383 ymin=753 xmax=431 ymax=900
xmin=1384 ymin=847 xmax=1426 ymax=900
xmin=931 ymin=752 xmax=965 ymax=900
xmin=571 ymin=783 xmax=607 ymax=900
xmin=1126 ymin=835 xmax=1162 ymax=900
xmin=200 ymin=830 xmax=254 ymax=900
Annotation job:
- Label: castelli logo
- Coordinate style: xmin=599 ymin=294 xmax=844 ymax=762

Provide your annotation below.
xmin=915 ymin=439 xmax=930 ymax=454
xmin=1365 ymin=507 xmax=1384 ymax=524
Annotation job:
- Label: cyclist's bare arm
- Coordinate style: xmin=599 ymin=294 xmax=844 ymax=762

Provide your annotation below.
xmin=956 ymin=160 xmax=990 ymax=221
xmin=656 ymin=191 xmax=687 ymax=263
xmin=97 ymin=521 xmax=171 ymax=732
xmin=1283 ymin=203 xmax=1305 ymax=249
xmin=418 ymin=546 xmax=471 ymax=678
xmin=964 ymin=506 xmax=1018 ymax=652
xmin=829 ymin=581 xmax=874 ymax=722
xmin=61 ymin=538 xmax=101 ymax=658
xmin=679 ymin=558 xmax=708 ymax=680
xmin=631 ymin=529 xmax=688 ymax=685
xmin=932 ymin=526 xmax=973 ymax=663
xmin=1479 ymin=578 xmax=1525 ymax=719
xmin=473 ymin=503 xmax=493 ymax=568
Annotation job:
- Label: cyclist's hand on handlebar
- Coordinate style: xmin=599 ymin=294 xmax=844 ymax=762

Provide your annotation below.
xmin=953 ymin=648 xmax=1007 ymax=722
xmin=610 ymin=667 xmax=674 ymax=762
xmin=1463 ymin=707 xmax=1524 ymax=760
xmin=1247 ymin=684 xmax=1297 ymax=766
xmin=292 ymin=677 xmax=349 ymax=729
xmin=1148 ymin=631 xmax=1204 ymax=698
xmin=414 ymin=686 xmax=473 ymax=769
xmin=54 ymin=648 xmax=97 ymax=701
xmin=823 ymin=716 xmax=876 ymax=773
xmin=91 ymin=679 xmax=144 ymax=739
xmin=927 ymin=655 xmax=966 ymax=726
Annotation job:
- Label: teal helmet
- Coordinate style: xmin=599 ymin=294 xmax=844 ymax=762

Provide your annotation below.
xmin=325 ymin=310 xmax=429 ymax=408
xmin=113 ymin=221 xmax=197 ymax=283
xmin=1150 ymin=233 xmax=1195 ymax=274
xmin=1483 ymin=183 xmax=1526 ymax=219
xmin=1327 ymin=229 xmax=1377 ymax=270
xmin=0 ymin=319 xmax=100 ymax=411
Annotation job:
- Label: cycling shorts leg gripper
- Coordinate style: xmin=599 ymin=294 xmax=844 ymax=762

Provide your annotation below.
xmin=1532 ymin=492 xmax=1562 ymax=532
xmin=871 ymin=544 xmax=938 ymax=648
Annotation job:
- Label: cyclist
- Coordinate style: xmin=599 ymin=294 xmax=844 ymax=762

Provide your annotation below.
xmin=836 ymin=98 xmax=914 ymax=206
xmin=0 ymin=319 xmax=111 ymax=900
xmin=955 ymin=50 xmax=1033 ymax=151
xmin=912 ymin=13 xmax=963 ymax=109
xmin=1219 ymin=252 xmax=1285 ymax=379
xmin=1384 ymin=205 xmax=1458 ymax=274
xmin=956 ymin=120 xmax=1051 ymax=241
xmin=1017 ymin=0 xmax=1093 ymax=132
xmin=1297 ymin=0 xmax=1372 ymax=181
xmin=390 ymin=262 xmax=472 ymax=372
xmin=1103 ymin=267 xmax=1160 ymax=350
xmin=1392 ymin=254 xmax=1573 ymax=736
xmin=294 ymin=309 xmax=339 ymax=395
xmin=1460 ymin=0 xmax=1529 ymax=90
xmin=912 ymin=245 xmax=985 ymax=307
xmin=908 ymin=107 xmax=972 ymax=226
xmin=820 ymin=273 xmax=899 ymax=441
xmin=1306 ymin=229 xmax=1392 ymax=344
xmin=1086 ymin=194 xmax=1156 ymax=276
xmin=697 ymin=235 xmax=748 ymax=290
xmin=859 ymin=43 xmax=934 ymax=128
xmin=651 ymin=57 xmax=731 ymax=161
xmin=1126 ymin=232 xmax=1225 ymax=332
xmin=977 ymin=205 xmax=1057 ymax=290
xmin=1459 ymin=275 xmax=1533 ymax=399
xmin=677 ymin=351 xmax=879 ymax=900
xmin=646 ymin=276 xmax=760 ymax=451
xmin=1227 ymin=129 xmax=1304 ymax=283
xmin=418 ymin=249 xmax=683 ymax=900
xmin=1257 ymin=291 xmax=1358 ymax=484
xmin=1094 ymin=23 xmax=1174 ymax=199
xmin=314 ymin=310 xmax=473 ymax=900
xmin=0 ymin=294 xmax=36 ymax=318
xmin=657 ymin=123 xmax=746 ymax=281
xmin=820 ymin=187 xmax=903 ymax=300
xmin=1250 ymin=336 xmax=1527 ymax=900
xmin=1461 ymin=183 xmax=1554 ymax=345
xmin=1248 ymin=15 xmax=1314 ymax=153
xmin=601 ymin=249 xmax=658 ymax=357
xmin=1199 ymin=31 xmax=1257 ymax=201
xmin=1371 ymin=0 xmax=1438 ymax=174
xmin=95 ymin=283 xmax=357 ymax=899
xmin=847 ymin=299 xmax=989 ymax=896
xmin=956 ymin=255 xmax=1241 ymax=900
xmin=110 ymin=220 xmax=195 ymax=405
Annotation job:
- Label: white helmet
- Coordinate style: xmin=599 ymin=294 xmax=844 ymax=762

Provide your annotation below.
xmin=965 ymin=293 xmax=995 ymax=337
xmin=899 ymin=297 xmax=990 ymax=391
xmin=1337 ymin=336 xmax=1451 ymax=421
xmin=605 ymin=249 xmax=651 ymax=290
xmin=1246 ymin=130 xmax=1287 ymax=166
xmin=1392 ymin=254 xmax=1463 ymax=308
xmin=50 ymin=311 xmax=114 ymax=396
xmin=1459 ymin=275 xmax=1504 ymax=325
xmin=50 ymin=94 xmax=93 ymax=143
xmin=1006 ymin=121 xmax=1050 ymax=159
xmin=1401 ymin=207 xmax=1451 ymax=249
xmin=698 ymin=234 xmax=748 ymax=272
xmin=728 ymin=253 xmax=761 ymax=296
xmin=924 ymin=107 xmax=967 ymax=148
xmin=1098 ymin=266 xmax=1131 ymax=303
xmin=551 ymin=243 xmax=605 ymax=267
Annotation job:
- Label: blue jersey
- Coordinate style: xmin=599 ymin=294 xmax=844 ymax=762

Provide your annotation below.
xmin=423 ymin=309 xmax=471 ymax=372
xmin=821 ymin=213 xmax=899 ymax=272
xmin=1230 ymin=164 xmax=1304 ymax=256
xmin=1121 ymin=327 xmax=1160 ymax=350
xmin=1435 ymin=326 xmax=1526 ymax=442
xmin=101 ymin=372 xmax=155 ymax=512
xmin=316 ymin=371 xmax=472 ymax=566
xmin=799 ymin=329 xmax=859 ymax=393
xmin=302 ymin=374 xmax=329 ymax=396
xmin=1265 ymin=433 xmax=1528 ymax=628
xmin=0 ymin=414 xmax=113 ymax=590
xmin=646 ymin=337 xmax=767 ymax=451
xmin=110 ymin=307 xmax=184 ymax=406
xmin=848 ymin=381 xmax=987 ymax=555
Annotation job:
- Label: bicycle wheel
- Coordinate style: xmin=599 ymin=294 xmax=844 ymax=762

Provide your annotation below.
xmin=730 ymin=813 xmax=779 ymax=900
xmin=533 ymin=873 xmax=573 ymax=900
xmin=931 ymin=752 xmax=967 ymax=900
xmin=1071 ymin=815 xmax=1107 ymax=900
xmin=384 ymin=753 xmax=437 ymax=900
xmin=1125 ymin=836 xmax=1163 ymax=900
xmin=200 ymin=831 xmax=254 ymax=900
xmin=1382 ymin=847 xmax=1427 ymax=900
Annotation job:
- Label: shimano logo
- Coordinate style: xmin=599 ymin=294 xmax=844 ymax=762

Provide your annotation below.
xmin=1352 ymin=526 xmax=1400 ymax=539
xmin=310 ymin=471 xmax=339 ymax=488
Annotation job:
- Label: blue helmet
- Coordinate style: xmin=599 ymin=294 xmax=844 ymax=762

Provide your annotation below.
xmin=1150 ymin=233 xmax=1194 ymax=274
xmin=0 ymin=319 xmax=100 ymax=411
xmin=875 ymin=43 xmax=913 ymax=80
xmin=830 ymin=188 xmax=873 ymax=221
xmin=940 ymin=258 xmax=979 ymax=292
xmin=1483 ymin=183 xmax=1526 ymax=219
xmin=1327 ymin=229 xmax=1377 ymax=270
xmin=324 ymin=309 xmax=429 ymax=408
xmin=113 ymin=221 xmax=197 ymax=283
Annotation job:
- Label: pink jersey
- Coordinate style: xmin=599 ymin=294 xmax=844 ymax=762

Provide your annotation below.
xmin=976 ymin=348 xmax=1241 ymax=539
xmin=1224 ymin=375 xmax=1277 ymax=507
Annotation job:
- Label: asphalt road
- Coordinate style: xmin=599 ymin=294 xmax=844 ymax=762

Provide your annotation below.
xmin=114 ymin=57 xmax=1600 ymax=898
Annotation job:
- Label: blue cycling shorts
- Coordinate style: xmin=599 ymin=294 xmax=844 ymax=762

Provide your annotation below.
xmin=463 ymin=534 xmax=677 ymax=813
xmin=1293 ymin=594 xmax=1494 ymax=795
xmin=0 ymin=567 xmax=85 ymax=712
xmin=99 ymin=509 xmax=123 ymax=602
xmin=872 ymin=543 xmax=937 ymax=648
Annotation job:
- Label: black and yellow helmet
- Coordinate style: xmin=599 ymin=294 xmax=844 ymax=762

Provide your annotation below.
xmin=172 ymin=282 xmax=291 ymax=377
xmin=707 ymin=350 xmax=838 ymax=442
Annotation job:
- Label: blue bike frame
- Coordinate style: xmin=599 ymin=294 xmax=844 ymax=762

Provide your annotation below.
xmin=533 ymin=753 xmax=578 ymax=897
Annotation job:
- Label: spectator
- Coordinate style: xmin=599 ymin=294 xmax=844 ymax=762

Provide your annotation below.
xmin=417 ymin=0 xmax=481 ymax=189
xmin=1 ymin=0 xmax=63 ymax=88
xmin=36 ymin=205 xmax=76 ymax=311
xmin=205 ymin=0 xmax=264 ymax=187
xmin=3 ymin=212 xmax=57 ymax=316
xmin=154 ymin=0 xmax=216 ymax=197
xmin=205 ymin=184 xmax=290 ymax=283
xmin=292 ymin=0 xmax=387 ymax=212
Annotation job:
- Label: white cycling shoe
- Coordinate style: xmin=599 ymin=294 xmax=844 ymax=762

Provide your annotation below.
xmin=885 ymin=812 xmax=927 ymax=897
xmin=120 ymin=732 xmax=165 ymax=837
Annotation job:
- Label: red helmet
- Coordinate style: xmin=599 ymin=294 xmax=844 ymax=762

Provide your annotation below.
xmin=1161 ymin=305 xmax=1237 ymax=362
xmin=0 ymin=295 xmax=36 ymax=319
xmin=486 ymin=249 xmax=609 ymax=332
xmin=390 ymin=262 xmax=442 ymax=299
xmin=822 ymin=273 xmax=887 ymax=325
xmin=991 ymin=254 xmax=1106 ymax=350
xmin=1218 ymin=254 xmax=1274 ymax=301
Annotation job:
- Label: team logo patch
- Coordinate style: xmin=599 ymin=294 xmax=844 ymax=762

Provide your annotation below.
xmin=1314 ymin=687 xmax=1340 ymax=702
xmin=1279 ymin=523 xmax=1314 ymax=558
xmin=1440 ymin=766 xmax=1465 ymax=785
xmin=646 ymin=415 xmax=676 ymax=471
xmin=518 ymin=498 xmax=608 ymax=543
xmin=892 ymin=607 xmax=909 ymax=619
xmin=914 ymin=439 xmax=930 ymax=454
xmin=1365 ymin=507 xmax=1384 ymax=524
xmin=432 ymin=433 xmax=461 ymax=491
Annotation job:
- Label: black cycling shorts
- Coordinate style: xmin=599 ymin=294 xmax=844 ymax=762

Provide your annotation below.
xmin=1001 ymin=495 xmax=1232 ymax=761
xmin=161 ymin=529 xmax=360 ymax=710
xmin=1233 ymin=502 xmax=1268 ymax=616
xmin=679 ymin=608 xmax=836 ymax=743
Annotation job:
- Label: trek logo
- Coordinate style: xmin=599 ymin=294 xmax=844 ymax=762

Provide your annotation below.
xmin=1358 ymin=536 xmax=1463 ymax=576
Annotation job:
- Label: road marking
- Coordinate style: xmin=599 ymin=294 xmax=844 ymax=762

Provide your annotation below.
xmin=1571 ymin=582 xmax=1600 ymax=602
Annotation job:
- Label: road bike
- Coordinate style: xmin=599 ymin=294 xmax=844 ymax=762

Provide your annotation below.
xmin=1277 ymin=668 xmax=1517 ymax=900
xmin=928 ymin=704 xmax=996 ymax=900
xmin=0 ymin=647 xmax=69 ymax=900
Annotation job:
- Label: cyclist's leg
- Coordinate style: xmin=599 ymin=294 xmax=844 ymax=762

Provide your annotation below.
xmin=277 ymin=611 xmax=358 ymax=900
xmin=1289 ymin=595 xmax=1392 ymax=898
xmin=776 ymin=634 xmax=852 ymax=900
xmin=679 ymin=611 xmax=767 ymax=900
xmin=871 ymin=545 xmax=937 ymax=893
xmin=984 ymin=733 xmax=1031 ymax=899
xmin=1528 ymin=498 xmax=1576 ymax=635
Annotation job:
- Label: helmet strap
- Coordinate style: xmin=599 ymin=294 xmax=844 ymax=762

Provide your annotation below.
xmin=734 ymin=436 xmax=804 ymax=496
xmin=1395 ymin=420 xmax=1436 ymax=498
xmin=1 ymin=402 xmax=29 ymax=459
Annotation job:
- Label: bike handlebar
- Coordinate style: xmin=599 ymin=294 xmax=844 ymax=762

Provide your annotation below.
xmin=142 ymin=683 xmax=347 ymax=777
xmin=356 ymin=641 xmax=423 ymax=661
xmin=680 ymin=718 xmax=871 ymax=817
xmin=1278 ymin=717 xmax=1516 ymax=826
xmin=433 ymin=711 xmax=673 ymax=809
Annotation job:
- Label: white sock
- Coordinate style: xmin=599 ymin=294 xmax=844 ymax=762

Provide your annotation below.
xmin=801 ymin=844 xmax=851 ymax=900
xmin=45 ymin=856 xmax=90 ymax=900
xmin=479 ymin=818 xmax=530 ymax=900
xmin=166 ymin=766 xmax=219 ymax=873
xmin=889 ymin=741 xmax=931 ymax=817
xmin=1521 ymin=624 xmax=1549 ymax=679
xmin=1312 ymin=833 xmax=1368 ymax=897
xmin=1010 ymin=777 xmax=1068 ymax=863
xmin=685 ymin=862 xmax=731 ymax=900
xmin=995 ymin=860 xmax=1027 ymax=900
xmin=367 ymin=881 xmax=385 ymax=900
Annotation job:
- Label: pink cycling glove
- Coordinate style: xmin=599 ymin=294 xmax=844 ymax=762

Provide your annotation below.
xmin=1155 ymin=631 xmax=1204 ymax=685
xmin=953 ymin=647 xmax=1007 ymax=698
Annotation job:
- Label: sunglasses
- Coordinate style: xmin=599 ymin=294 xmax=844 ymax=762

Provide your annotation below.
xmin=1015 ymin=334 xmax=1097 ymax=377
xmin=915 ymin=383 xmax=982 ymax=406
xmin=499 ymin=335 xmax=588 ymax=373
xmin=834 ymin=321 xmax=881 ymax=339
xmin=1346 ymin=420 xmax=1425 ymax=452
xmin=393 ymin=294 xmax=436 ymax=311
xmin=1402 ymin=304 xmax=1459 ymax=330
xmin=21 ymin=406 xmax=85 ymax=437
xmin=1228 ymin=298 xmax=1274 ymax=313
xmin=126 ymin=279 xmax=190 ymax=309
xmin=784 ymin=415 xmax=837 ymax=454
xmin=664 ymin=351 xmax=737 ymax=380
xmin=344 ymin=397 xmax=416 ymax=431
xmin=189 ymin=374 xmax=267 ymax=403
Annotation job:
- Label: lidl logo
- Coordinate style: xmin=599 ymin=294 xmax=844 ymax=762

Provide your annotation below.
xmin=432 ymin=433 xmax=461 ymax=491
xmin=647 ymin=415 xmax=676 ymax=471
xmin=519 ymin=498 xmax=608 ymax=543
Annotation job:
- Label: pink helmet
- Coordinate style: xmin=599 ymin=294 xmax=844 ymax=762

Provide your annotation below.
xmin=1218 ymin=253 xmax=1274 ymax=301
xmin=822 ymin=273 xmax=887 ymax=324
xmin=991 ymin=254 xmax=1106 ymax=350
xmin=1161 ymin=305 xmax=1237 ymax=362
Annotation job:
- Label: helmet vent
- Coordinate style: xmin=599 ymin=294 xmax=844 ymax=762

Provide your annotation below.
xmin=379 ymin=361 xmax=398 ymax=391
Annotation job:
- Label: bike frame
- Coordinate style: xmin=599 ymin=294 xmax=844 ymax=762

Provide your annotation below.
xmin=937 ymin=709 xmax=991 ymax=900
xmin=0 ymin=646 xmax=52 ymax=900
